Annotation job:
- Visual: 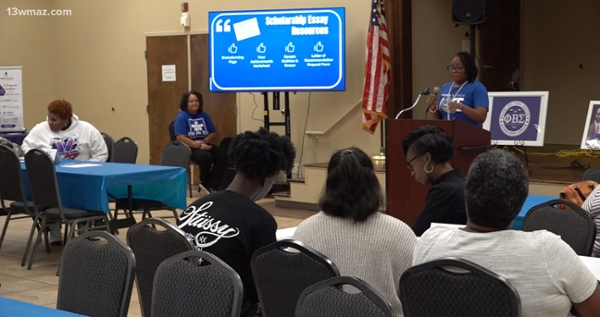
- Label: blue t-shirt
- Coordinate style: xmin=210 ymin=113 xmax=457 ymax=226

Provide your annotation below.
xmin=173 ymin=110 xmax=217 ymax=141
xmin=437 ymin=80 xmax=489 ymax=128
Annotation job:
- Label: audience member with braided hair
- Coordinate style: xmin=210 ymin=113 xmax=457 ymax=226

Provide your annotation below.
xmin=293 ymin=147 xmax=416 ymax=317
xmin=177 ymin=127 xmax=296 ymax=317
xmin=402 ymin=125 xmax=467 ymax=236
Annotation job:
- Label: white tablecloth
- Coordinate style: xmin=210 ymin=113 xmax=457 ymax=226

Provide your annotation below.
xmin=578 ymin=256 xmax=600 ymax=279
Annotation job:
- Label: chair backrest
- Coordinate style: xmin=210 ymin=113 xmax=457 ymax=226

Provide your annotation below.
xmin=160 ymin=141 xmax=191 ymax=168
xmin=101 ymin=132 xmax=115 ymax=162
xmin=57 ymin=231 xmax=136 ymax=317
xmin=523 ymin=199 xmax=597 ymax=256
xmin=251 ymin=239 xmax=340 ymax=317
xmin=583 ymin=166 xmax=600 ymax=183
xmin=295 ymin=276 xmax=394 ymax=317
xmin=24 ymin=149 xmax=62 ymax=210
xmin=112 ymin=137 xmax=138 ymax=164
xmin=0 ymin=144 xmax=29 ymax=210
xmin=151 ymin=250 xmax=243 ymax=317
xmin=168 ymin=121 xmax=176 ymax=142
xmin=399 ymin=258 xmax=521 ymax=317
xmin=126 ymin=218 xmax=194 ymax=317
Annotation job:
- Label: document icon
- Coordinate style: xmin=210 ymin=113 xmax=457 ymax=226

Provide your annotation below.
xmin=233 ymin=17 xmax=261 ymax=41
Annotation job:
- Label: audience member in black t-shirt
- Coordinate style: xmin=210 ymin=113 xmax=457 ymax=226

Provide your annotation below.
xmin=177 ymin=127 xmax=296 ymax=317
xmin=401 ymin=125 xmax=467 ymax=236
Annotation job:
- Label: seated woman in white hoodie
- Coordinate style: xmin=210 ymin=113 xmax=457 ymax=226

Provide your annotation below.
xmin=22 ymin=99 xmax=108 ymax=243
xmin=22 ymin=99 xmax=108 ymax=162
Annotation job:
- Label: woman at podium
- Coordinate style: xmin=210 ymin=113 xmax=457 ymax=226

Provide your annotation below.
xmin=402 ymin=125 xmax=467 ymax=236
xmin=426 ymin=51 xmax=489 ymax=128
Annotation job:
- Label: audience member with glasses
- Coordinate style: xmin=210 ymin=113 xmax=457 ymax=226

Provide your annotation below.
xmin=426 ymin=51 xmax=489 ymax=128
xmin=401 ymin=125 xmax=467 ymax=236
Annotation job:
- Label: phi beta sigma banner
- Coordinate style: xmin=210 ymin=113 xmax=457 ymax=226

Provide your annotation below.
xmin=482 ymin=91 xmax=549 ymax=147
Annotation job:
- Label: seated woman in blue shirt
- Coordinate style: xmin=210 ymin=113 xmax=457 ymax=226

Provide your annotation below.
xmin=402 ymin=125 xmax=467 ymax=236
xmin=174 ymin=91 xmax=229 ymax=193
xmin=426 ymin=51 xmax=489 ymax=128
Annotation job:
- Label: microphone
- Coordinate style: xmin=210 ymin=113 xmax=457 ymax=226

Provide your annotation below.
xmin=395 ymin=87 xmax=430 ymax=119
xmin=425 ymin=86 xmax=440 ymax=116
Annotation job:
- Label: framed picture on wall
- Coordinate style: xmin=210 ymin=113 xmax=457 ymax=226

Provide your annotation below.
xmin=482 ymin=91 xmax=549 ymax=147
xmin=579 ymin=101 xmax=600 ymax=150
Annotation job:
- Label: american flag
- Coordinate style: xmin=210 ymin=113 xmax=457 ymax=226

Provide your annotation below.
xmin=361 ymin=0 xmax=391 ymax=134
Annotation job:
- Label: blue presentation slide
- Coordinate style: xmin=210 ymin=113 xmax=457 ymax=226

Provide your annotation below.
xmin=209 ymin=7 xmax=345 ymax=92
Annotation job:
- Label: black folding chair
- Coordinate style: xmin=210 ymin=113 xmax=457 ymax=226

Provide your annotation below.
xmin=57 ymin=231 xmax=136 ymax=317
xmin=523 ymin=199 xmax=596 ymax=256
xmin=126 ymin=218 xmax=194 ymax=317
xmin=151 ymin=250 xmax=243 ymax=317
xmin=296 ymin=276 xmax=394 ymax=317
xmin=23 ymin=149 xmax=110 ymax=270
xmin=0 ymin=145 xmax=48 ymax=262
xmin=251 ymin=239 xmax=340 ymax=317
xmin=112 ymin=137 xmax=138 ymax=164
xmin=400 ymin=258 xmax=521 ymax=317
xmin=101 ymin=132 xmax=115 ymax=162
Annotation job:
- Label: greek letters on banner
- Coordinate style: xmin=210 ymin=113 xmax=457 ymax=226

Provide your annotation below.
xmin=0 ymin=67 xmax=25 ymax=132
xmin=482 ymin=91 xmax=549 ymax=147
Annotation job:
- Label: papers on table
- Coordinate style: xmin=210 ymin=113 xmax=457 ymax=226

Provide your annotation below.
xmin=276 ymin=227 xmax=297 ymax=241
xmin=61 ymin=163 xmax=102 ymax=168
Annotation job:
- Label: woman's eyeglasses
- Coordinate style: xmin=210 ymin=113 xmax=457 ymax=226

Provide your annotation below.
xmin=406 ymin=154 xmax=423 ymax=171
xmin=447 ymin=65 xmax=465 ymax=72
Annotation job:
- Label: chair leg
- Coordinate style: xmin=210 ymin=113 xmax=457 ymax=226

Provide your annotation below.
xmin=170 ymin=208 xmax=179 ymax=221
xmin=44 ymin=227 xmax=50 ymax=253
xmin=27 ymin=219 xmax=47 ymax=270
xmin=21 ymin=217 xmax=40 ymax=266
xmin=0 ymin=212 xmax=12 ymax=251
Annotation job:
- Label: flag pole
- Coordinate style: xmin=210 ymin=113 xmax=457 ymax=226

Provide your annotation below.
xmin=371 ymin=119 xmax=386 ymax=161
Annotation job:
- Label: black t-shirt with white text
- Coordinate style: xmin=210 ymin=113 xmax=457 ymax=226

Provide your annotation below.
xmin=177 ymin=190 xmax=277 ymax=316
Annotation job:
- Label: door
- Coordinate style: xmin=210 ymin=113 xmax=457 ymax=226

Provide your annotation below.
xmin=146 ymin=35 xmax=189 ymax=165
xmin=190 ymin=34 xmax=237 ymax=145
xmin=478 ymin=0 xmax=521 ymax=91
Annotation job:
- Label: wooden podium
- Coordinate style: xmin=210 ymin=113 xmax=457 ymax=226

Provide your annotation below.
xmin=385 ymin=118 xmax=491 ymax=226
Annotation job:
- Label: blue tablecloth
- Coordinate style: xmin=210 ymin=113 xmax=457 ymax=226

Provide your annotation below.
xmin=0 ymin=297 xmax=87 ymax=316
xmin=20 ymin=160 xmax=187 ymax=213
xmin=0 ymin=132 xmax=27 ymax=145
xmin=511 ymin=194 xmax=556 ymax=230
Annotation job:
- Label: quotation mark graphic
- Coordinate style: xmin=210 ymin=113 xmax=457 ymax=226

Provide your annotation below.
xmin=216 ymin=19 xmax=231 ymax=32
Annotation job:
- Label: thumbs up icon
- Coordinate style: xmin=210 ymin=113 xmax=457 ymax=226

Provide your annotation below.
xmin=314 ymin=41 xmax=324 ymax=52
xmin=228 ymin=43 xmax=238 ymax=54
xmin=285 ymin=42 xmax=295 ymax=53
xmin=256 ymin=43 xmax=267 ymax=54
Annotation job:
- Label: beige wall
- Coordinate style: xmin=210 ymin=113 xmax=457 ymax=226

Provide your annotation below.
xmin=4 ymin=0 xmax=599 ymax=167
xmin=2 ymin=0 xmax=57 ymax=130
xmin=521 ymin=0 xmax=600 ymax=144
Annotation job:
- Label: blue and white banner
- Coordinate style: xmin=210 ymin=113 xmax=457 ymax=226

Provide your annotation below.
xmin=580 ymin=101 xmax=600 ymax=150
xmin=0 ymin=66 xmax=25 ymax=133
xmin=482 ymin=91 xmax=549 ymax=147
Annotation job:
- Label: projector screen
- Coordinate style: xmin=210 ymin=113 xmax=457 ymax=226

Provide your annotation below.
xmin=208 ymin=7 xmax=346 ymax=92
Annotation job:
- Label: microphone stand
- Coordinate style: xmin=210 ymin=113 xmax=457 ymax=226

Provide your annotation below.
xmin=395 ymin=88 xmax=430 ymax=119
